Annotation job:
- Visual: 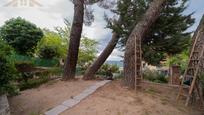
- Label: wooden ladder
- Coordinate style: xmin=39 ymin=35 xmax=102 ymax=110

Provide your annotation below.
xmin=177 ymin=28 xmax=204 ymax=106
xmin=134 ymin=34 xmax=143 ymax=90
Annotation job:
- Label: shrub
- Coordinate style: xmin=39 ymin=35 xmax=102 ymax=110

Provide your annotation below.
xmin=97 ymin=64 xmax=120 ymax=76
xmin=38 ymin=46 xmax=59 ymax=59
xmin=15 ymin=61 xmax=35 ymax=82
xmin=0 ymin=40 xmax=18 ymax=95
xmin=143 ymin=69 xmax=168 ymax=83
xmin=19 ymin=76 xmax=49 ymax=91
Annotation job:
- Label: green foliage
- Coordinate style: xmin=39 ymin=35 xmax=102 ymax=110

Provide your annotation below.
xmin=55 ymin=19 xmax=71 ymax=41
xmin=0 ymin=40 xmax=18 ymax=95
xmin=36 ymin=29 xmax=67 ymax=59
xmin=78 ymin=37 xmax=98 ymax=66
xmin=106 ymin=0 xmax=194 ymax=65
xmin=38 ymin=46 xmax=59 ymax=59
xmin=56 ymin=21 xmax=98 ymax=66
xmin=97 ymin=64 xmax=120 ymax=75
xmin=19 ymin=76 xmax=49 ymax=91
xmin=0 ymin=17 xmax=43 ymax=55
xmin=165 ymin=49 xmax=189 ymax=73
xmin=143 ymin=69 xmax=168 ymax=83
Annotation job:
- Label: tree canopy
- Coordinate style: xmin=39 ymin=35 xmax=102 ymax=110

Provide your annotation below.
xmin=106 ymin=0 xmax=194 ymax=65
xmin=0 ymin=17 xmax=43 ymax=55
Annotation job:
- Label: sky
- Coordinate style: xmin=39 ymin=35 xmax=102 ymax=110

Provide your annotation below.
xmin=0 ymin=0 xmax=204 ymax=61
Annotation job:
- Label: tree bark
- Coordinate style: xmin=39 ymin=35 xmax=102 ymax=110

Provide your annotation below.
xmin=124 ymin=0 xmax=167 ymax=89
xmin=83 ymin=32 xmax=120 ymax=80
xmin=63 ymin=0 xmax=84 ymax=80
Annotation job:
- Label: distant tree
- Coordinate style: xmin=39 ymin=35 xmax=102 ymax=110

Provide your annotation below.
xmin=78 ymin=37 xmax=98 ymax=66
xmin=55 ymin=19 xmax=71 ymax=42
xmin=0 ymin=17 xmax=43 ymax=55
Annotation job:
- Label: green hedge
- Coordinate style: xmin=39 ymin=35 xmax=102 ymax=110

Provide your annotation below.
xmin=14 ymin=54 xmax=59 ymax=67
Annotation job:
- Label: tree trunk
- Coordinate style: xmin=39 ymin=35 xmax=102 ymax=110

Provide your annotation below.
xmin=63 ymin=0 xmax=84 ymax=80
xmin=83 ymin=32 xmax=120 ymax=80
xmin=124 ymin=0 xmax=167 ymax=89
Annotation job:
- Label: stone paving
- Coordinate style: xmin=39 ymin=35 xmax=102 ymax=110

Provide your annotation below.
xmin=45 ymin=80 xmax=111 ymax=115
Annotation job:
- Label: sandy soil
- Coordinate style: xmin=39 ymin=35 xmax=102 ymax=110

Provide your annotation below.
xmin=9 ymin=79 xmax=97 ymax=115
xmin=61 ymin=81 xmax=203 ymax=115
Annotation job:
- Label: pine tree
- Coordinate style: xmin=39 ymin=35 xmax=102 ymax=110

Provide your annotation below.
xmin=108 ymin=0 xmax=195 ymax=65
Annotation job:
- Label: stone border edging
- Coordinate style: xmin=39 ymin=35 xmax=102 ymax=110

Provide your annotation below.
xmin=45 ymin=80 xmax=111 ymax=115
xmin=0 ymin=95 xmax=10 ymax=115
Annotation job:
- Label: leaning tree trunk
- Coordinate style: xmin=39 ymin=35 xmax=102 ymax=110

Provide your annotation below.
xmin=124 ymin=0 xmax=167 ymax=89
xmin=63 ymin=0 xmax=84 ymax=80
xmin=83 ymin=32 xmax=120 ymax=80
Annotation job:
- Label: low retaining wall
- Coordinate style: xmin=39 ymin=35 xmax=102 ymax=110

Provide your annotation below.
xmin=0 ymin=95 xmax=10 ymax=115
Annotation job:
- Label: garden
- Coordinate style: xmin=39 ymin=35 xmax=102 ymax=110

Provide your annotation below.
xmin=1 ymin=0 xmax=204 ymax=115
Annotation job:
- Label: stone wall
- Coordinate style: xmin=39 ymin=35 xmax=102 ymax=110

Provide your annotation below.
xmin=0 ymin=95 xmax=10 ymax=115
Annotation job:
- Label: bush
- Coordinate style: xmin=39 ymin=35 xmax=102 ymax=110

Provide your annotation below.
xmin=38 ymin=46 xmax=59 ymax=59
xmin=97 ymin=64 xmax=120 ymax=76
xmin=0 ymin=40 xmax=18 ymax=95
xmin=143 ymin=69 xmax=168 ymax=83
xmin=19 ymin=76 xmax=49 ymax=91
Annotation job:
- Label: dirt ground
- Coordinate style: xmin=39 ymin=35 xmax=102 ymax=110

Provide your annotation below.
xmin=9 ymin=79 xmax=97 ymax=115
xmin=9 ymin=79 xmax=203 ymax=115
xmin=61 ymin=81 xmax=203 ymax=115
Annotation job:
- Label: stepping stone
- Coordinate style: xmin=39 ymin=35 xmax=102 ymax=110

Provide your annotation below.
xmin=62 ymin=99 xmax=80 ymax=108
xmin=88 ymin=85 xmax=100 ymax=90
xmin=73 ymin=92 xmax=91 ymax=101
xmin=95 ymin=80 xmax=111 ymax=86
xmin=45 ymin=105 xmax=68 ymax=115
xmin=82 ymin=88 xmax=95 ymax=95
